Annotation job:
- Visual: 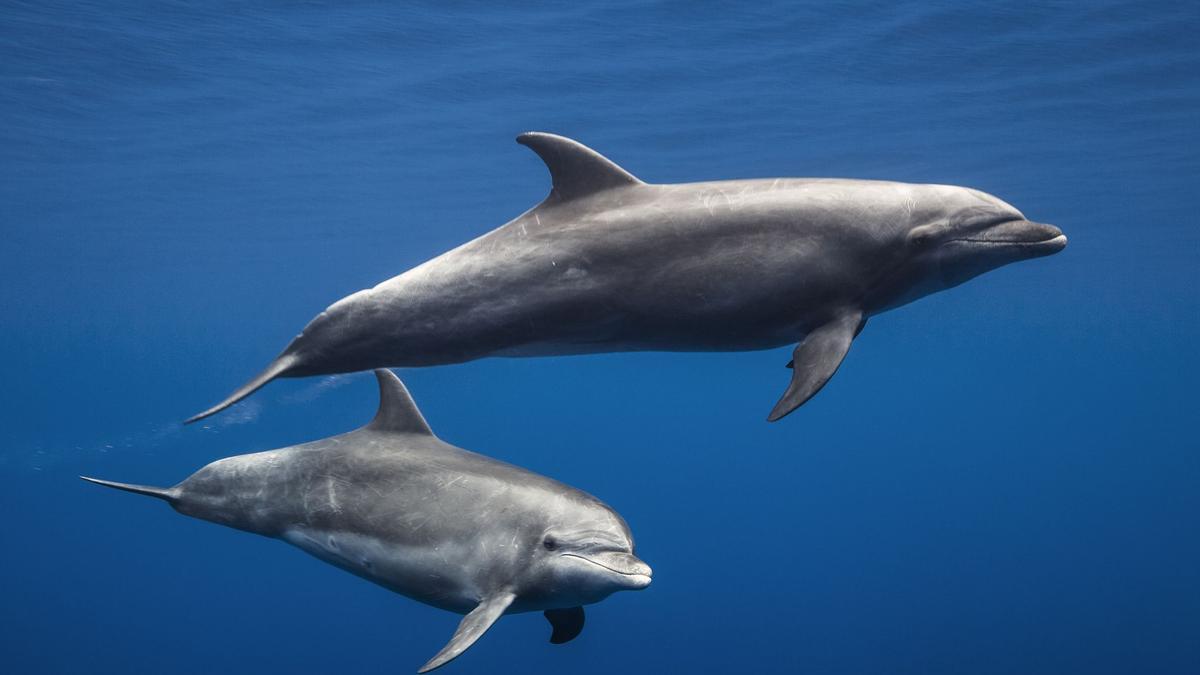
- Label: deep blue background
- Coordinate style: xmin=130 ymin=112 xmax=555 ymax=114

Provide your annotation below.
xmin=2 ymin=2 xmax=1197 ymax=673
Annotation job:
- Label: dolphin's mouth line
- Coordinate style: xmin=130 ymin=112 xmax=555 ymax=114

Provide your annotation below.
xmin=560 ymin=552 xmax=650 ymax=578
xmin=948 ymin=234 xmax=1067 ymax=247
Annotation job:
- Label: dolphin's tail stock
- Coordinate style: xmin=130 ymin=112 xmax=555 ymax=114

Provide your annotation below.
xmin=80 ymin=476 xmax=180 ymax=503
xmin=184 ymin=353 xmax=299 ymax=424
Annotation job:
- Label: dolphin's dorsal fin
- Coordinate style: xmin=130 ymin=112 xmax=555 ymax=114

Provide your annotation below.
xmin=366 ymin=369 xmax=434 ymax=436
xmin=517 ymin=132 xmax=643 ymax=202
xmin=418 ymin=592 xmax=515 ymax=673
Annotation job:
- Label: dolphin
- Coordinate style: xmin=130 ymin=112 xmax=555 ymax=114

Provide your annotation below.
xmin=188 ymin=132 xmax=1066 ymax=423
xmin=84 ymin=370 xmax=651 ymax=672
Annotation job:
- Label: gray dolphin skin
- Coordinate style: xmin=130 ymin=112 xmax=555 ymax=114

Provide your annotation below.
xmin=188 ymin=132 xmax=1066 ymax=423
xmin=85 ymin=370 xmax=651 ymax=673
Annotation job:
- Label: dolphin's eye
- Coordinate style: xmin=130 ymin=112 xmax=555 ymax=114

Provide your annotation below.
xmin=907 ymin=222 xmax=950 ymax=248
xmin=543 ymin=536 xmax=558 ymax=551
xmin=909 ymin=229 xmax=935 ymax=247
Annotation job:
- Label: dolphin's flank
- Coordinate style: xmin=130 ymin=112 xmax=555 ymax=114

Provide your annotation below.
xmin=188 ymin=132 xmax=1066 ymax=423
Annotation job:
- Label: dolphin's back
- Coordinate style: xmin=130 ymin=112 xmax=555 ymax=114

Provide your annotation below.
xmin=174 ymin=429 xmax=590 ymax=543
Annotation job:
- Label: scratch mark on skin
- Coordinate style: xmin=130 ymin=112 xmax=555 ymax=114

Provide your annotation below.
xmin=326 ymin=477 xmax=340 ymax=513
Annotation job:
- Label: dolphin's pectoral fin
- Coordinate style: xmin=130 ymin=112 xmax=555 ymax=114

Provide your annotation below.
xmin=768 ymin=310 xmax=864 ymax=422
xmin=185 ymin=353 xmax=298 ymax=424
xmin=418 ymin=592 xmax=515 ymax=673
xmin=854 ymin=315 xmax=868 ymax=338
xmin=80 ymin=476 xmax=179 ymax=503
xmin=544 ymin=606 xmax=585 ymax=644
xmin=516 ymin=132 xmax=643 ymax=202
xmin=784 ymin=317 xmax=866 ymax=369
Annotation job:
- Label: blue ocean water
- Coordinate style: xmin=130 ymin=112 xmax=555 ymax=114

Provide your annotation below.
xmin=2 ymin=1 xmax=1198 ymax=673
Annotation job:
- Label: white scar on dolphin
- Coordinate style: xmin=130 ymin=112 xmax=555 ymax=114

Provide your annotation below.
xmin=188 ymin=132 xmax=1066 ymax=423
xmin=85 ymin=370 xmax=651 ymax=672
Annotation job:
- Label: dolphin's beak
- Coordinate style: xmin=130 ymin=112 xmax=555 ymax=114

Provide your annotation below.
xmin=950 ymin=219 xmax=1067 ymax=256
xmin=564 ymin=551 xmax=653 ymax=589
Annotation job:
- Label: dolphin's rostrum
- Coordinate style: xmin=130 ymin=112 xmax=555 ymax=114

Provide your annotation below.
xmin=188 ymin=132 xmax=1066 ymax=423
xmin=85 ymin=370 xmax=651 ymax=672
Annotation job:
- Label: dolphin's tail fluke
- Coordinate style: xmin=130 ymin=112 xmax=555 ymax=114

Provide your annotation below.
xmin=80 ymin=476 xmax=179 ymax=503
xmin=184 ymin=353 xmax=299 ymax=424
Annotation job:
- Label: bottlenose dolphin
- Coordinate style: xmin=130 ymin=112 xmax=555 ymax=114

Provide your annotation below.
xmin=85 ymin=370 xmax=651 ymax=672
xmin=188 ymin=132 xmax=1066 ymax=423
